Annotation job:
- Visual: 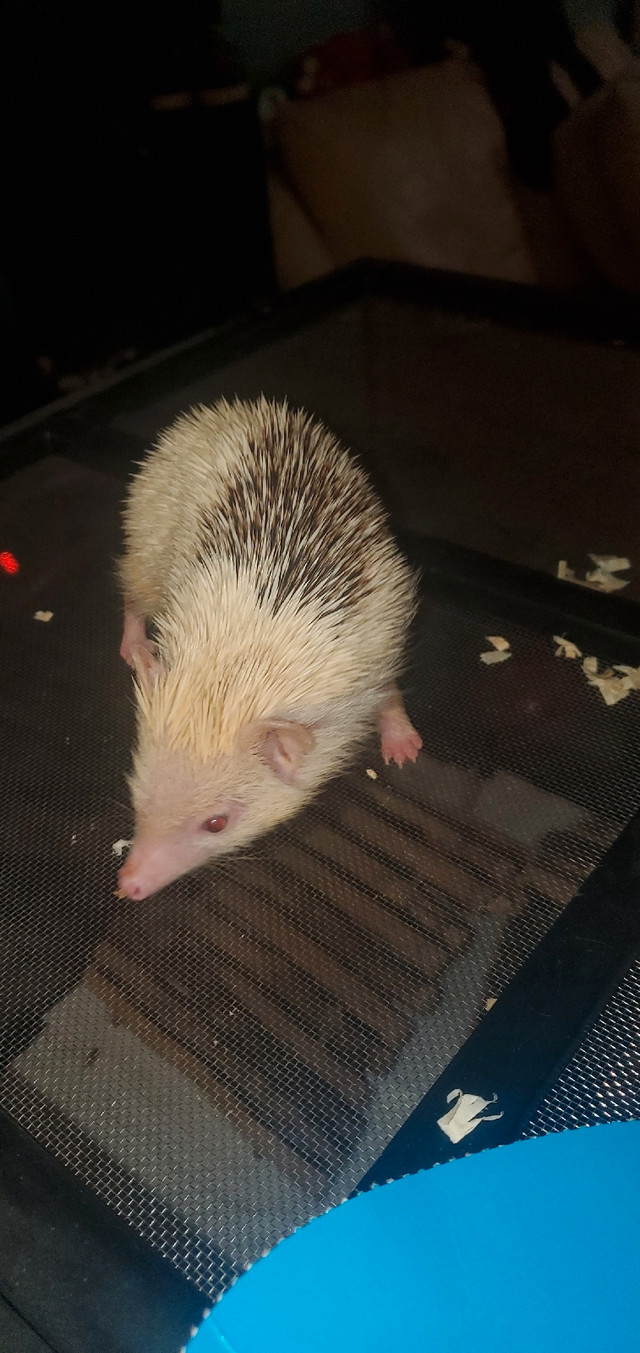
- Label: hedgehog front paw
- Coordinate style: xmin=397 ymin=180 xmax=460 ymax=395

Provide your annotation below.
xmin=378 ymin=692 xmax=423 ymax=768
xmin=380 ymin=721 xmax=423 ymax=767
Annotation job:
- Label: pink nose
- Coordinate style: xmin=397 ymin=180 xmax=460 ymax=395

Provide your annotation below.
xmin=117 ymin=864 xmax=146 ymax=901
xmin=117 ymin=844 xmax=177 ymax=901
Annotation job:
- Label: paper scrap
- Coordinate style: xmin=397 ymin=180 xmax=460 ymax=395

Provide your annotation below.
xmin=486 ymin=635 xmax=510 ymax=652
xmin=437 ymin=1088 xmax=504 ymax=1144
xmin=480 ymin=648 xmax=512 ymax=665
xmin=582 ymin=657 xmax=635 ymax=706
xmin=34 ymin=610 xmax=53 ymax=622
xmin=365 ymin=768 xmax=378 ymax=780
xmin=111 ymin=839 xmax=132 ymax=858
xmin=553 ymin=635 xmax=581 ymax=659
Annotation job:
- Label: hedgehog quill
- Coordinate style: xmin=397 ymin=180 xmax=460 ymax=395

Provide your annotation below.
xmin=117 ymin=397 xmax=422 ymax=900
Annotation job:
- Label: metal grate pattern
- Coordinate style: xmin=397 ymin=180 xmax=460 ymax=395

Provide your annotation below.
xmin=2 ymin=457 xmax=640 ymax=1301
xmin=525 ymin=955 xmax=640 ymax=1137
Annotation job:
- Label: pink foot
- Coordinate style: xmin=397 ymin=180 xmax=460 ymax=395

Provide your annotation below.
xmin=120 ymin=602 xmax=151 ymax=668
xmin=378 ymin=690 xmax=423 ymax=768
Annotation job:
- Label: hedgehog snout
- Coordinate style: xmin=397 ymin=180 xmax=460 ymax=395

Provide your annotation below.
xmin=118 ymin=832 xmax=204 ymax=900
xmin=118 ymin=845 xmax=170 ymax=901
xmin=118 ymin=798 xmax=249 ymax=899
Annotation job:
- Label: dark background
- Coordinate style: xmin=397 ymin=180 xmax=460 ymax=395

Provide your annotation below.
xmin=0 ymin=0 xmax=637 ymax=424
xmin=0 ymin=0 xmax=274 ymax=423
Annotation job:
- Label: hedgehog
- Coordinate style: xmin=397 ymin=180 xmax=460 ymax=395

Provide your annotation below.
xmin=117 ymin=397 xmax=422 ymax=900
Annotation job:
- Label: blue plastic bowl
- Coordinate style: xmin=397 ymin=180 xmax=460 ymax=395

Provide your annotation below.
xmin=188 ymin=1121 xmax=640 ymax=1353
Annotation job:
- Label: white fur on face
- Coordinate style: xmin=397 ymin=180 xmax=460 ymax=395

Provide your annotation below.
xmin=130 ymin=735 xmax=302 ymax=862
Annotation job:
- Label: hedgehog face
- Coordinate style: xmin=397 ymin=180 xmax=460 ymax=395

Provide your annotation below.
xmin=117 ymin=721 xmax=316 ymax=900
xmin=117 ymin=792 xmax=247 ymax=901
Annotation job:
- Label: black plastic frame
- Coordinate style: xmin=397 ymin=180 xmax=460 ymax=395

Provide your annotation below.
xmin=2 ymin=261 xmax=640 ymax=1352
xmin=354 ymin=807 xmax=640 ymax=1192
xmin=4 ymin=257 xmax=640 ymax=476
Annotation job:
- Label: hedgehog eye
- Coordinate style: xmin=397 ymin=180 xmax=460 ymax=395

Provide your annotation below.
xmin=203 ymin=815 xmax=228 ymax=833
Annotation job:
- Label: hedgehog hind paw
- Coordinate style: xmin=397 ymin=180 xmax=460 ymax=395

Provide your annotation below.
xmin=120 ymin=605 xmax=151 ymax=668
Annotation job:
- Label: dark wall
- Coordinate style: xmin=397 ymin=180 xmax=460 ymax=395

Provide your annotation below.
xmin=0 ymin=1 xmax=274 ymax=422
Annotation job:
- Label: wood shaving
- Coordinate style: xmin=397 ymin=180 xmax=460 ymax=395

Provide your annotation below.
xmin=480 ymin=648 xmax=512 ymax=665
xmin=365 ymin=768 xmax=378 ymax=780
xmin=592 ymin=679 xmax=633 ymax=707
xmin=582 ymin=656 xmax=635 ymax=706
xmin=113 ymin=888 xmax=128 ymax=900
xmin=557 ymin=562 xmax=596 ymax=589
xmin=585 ymin=567 xmax=629 ymax=592
xmin=553 ymin=635 xmax=581 ymax=659
xmin=558 ymin=556 xmax=631 ymax=593
xmin=486 ymin=635 xmax=510 ymax=651
xmin=437 ymin=1088 xmax=503 ymax=1144
xmin=484 ymin=996 xmax=497 ymax=1011
xmin=589 ymin=554 xmax=630 ymax=574
xmin=34 ymin=610 xmax=53 ymax=622
xmin=614 ymin=664 xmax=640 ymax=690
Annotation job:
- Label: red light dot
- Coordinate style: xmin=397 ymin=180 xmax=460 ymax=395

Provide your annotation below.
xmin=0 ymin=551 xmax=19 ymax=576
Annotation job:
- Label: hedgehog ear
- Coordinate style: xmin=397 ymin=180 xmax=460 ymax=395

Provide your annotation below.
xmin=131 ymin=642 xmax=163 ymax=694
xmin=253 ymin=721 xmax=316 ymax=785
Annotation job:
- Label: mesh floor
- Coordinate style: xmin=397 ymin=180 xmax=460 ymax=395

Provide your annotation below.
xmin=526 ymin=955 xmax=640 ymax=1138
xmin=2 ymin=457 xmax=640 ymax=1302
